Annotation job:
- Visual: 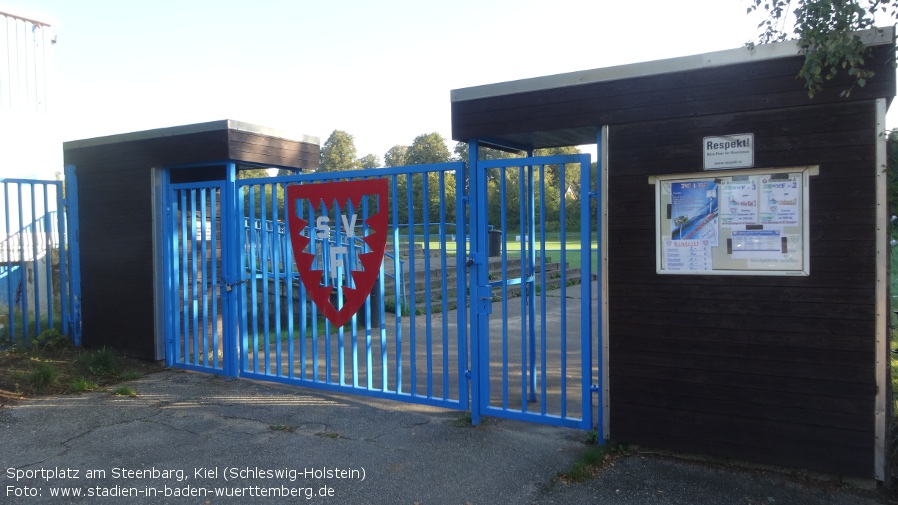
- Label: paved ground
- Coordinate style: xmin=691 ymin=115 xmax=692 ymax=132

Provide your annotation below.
xmin=0 ymin=369 xmax=890 ymax=504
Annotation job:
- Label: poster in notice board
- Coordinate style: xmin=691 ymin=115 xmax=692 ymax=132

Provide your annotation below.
xmin=654 ymin=166 xmax=814 ymax=276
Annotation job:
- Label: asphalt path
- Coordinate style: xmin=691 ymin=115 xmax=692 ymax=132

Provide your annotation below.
xmin=0 ymin=370 xmax=888 ymax=504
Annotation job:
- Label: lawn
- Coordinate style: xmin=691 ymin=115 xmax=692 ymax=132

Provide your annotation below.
xmin=0 ymin=329 xmax=161 ymax=401
xmin=418 ymin=236 xmax=599 ymax=271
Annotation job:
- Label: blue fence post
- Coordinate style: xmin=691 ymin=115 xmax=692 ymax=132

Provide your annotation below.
xmin=223 ymin=162 xmax=240 ymax=378
xmin=63 ymin=165 xmax=82 ymax=346
xmin=578 ymin=153 xmax=594 ymax=432
xmin=468 ymin=139 xmax=484 ymax=426
xmin=594 ymin=128 xmax=605 ymax=444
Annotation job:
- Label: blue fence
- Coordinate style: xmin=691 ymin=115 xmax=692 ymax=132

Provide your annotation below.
xmin=0 ymin=174 xmax=81 ymax=348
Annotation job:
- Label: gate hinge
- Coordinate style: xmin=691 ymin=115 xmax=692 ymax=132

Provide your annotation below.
xmin=462 ymin=195 xmax=470 ymax=204
xmin=590 ymin=384 xmax=600 ymax=392
xmin=465 ymin=370 xmax=472 ymax=380
xmin=588 ymin=191 xmax=598 ymax=199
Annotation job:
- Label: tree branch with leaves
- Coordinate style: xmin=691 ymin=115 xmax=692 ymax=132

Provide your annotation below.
xmin=747 ymin=0 xmax=897 ymax=97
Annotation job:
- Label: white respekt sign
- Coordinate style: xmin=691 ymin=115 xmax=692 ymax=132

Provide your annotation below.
xmin=703 ymin=133 xmax=754 ymax=170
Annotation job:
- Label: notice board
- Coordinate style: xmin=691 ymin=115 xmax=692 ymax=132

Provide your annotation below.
xmin=653 ymin=166 xmax=816 ymax=276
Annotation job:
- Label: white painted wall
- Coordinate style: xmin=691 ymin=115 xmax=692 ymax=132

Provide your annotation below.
xmin=0 ymin=4 xmax=60 ymax=180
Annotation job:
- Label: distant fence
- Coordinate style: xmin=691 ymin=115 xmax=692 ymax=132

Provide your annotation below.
xmin=0 ymin=176 xmax=80 ymax=347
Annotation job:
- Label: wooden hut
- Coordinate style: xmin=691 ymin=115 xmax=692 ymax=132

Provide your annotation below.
xmin=63 ymin=120 xmax=319 ymax=361
xmin=451 ymin=28 xmax=896 ymax=480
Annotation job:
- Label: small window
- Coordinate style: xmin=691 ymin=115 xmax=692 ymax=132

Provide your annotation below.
xmin=652 ymin=166 xmax=816 ymax=276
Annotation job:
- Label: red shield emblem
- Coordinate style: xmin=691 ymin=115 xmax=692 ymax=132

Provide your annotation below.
xmin=286 ymin=179 xmax=388 ymax=327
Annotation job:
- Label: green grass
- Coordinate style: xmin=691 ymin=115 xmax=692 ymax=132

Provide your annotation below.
xmin=81 ymin=347 xmax=120 ymax=376
xmin=419 ymin=235 xmax=599 ymax=271
xmin=69 ymin=378 xmax=99 ymax=393
xmin=119 ymin=370 xmax=143 ymax=381
xmin=112 ymin=386 xmax=137 ymax=397
xmin=29 ymin=363 xmax=58 ymax=391
xmin=0 ymin=333 xmax=160 ymax=397
xmin=555 ymin=441 xmax=628 ymax=483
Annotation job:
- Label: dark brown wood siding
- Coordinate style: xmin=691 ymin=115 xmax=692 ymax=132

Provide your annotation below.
xmin=63 ymin=126 xmax=319 ymax=360
xmin=227 ymin=130 xmax=320 ymax=168
xmin=451 ymin=43 xmax=895 ymax=478
xmin=452 ymin=45 xmax=895 ymax=150
xmin=608 ymin=98 xmax=878 ymax=478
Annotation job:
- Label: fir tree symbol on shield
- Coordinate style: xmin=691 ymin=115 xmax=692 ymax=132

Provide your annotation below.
xmin=286 ymin=179 xmax=388 ymax=327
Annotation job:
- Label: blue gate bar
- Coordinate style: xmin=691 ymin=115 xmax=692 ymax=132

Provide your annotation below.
xmin=538 ymin=164 xmax=548 ymax=414
xmin=527 ymin=161 xmax=537 ymax=406
xmin=500 ymin=165 xmax=509 ymax=410
xmin=559 ymin=162 xmax=568 ymax=418
xmin=422 ymin=175 xmax=432 ymax=398
xmin=578 ymin=152 xmax=594 ymax=430
xmin=406 ymin=174 xmax=416 ymax=395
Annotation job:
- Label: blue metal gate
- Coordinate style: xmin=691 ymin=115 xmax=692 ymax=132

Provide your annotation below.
xmin=163 ymin=155 xmax=599 ymax=431
xmin=469 ymin=150 xmax=596 ymax=429
xmin=0 ymin=170 xmax=81 ymax=348
xmin=164 ymin=176 xmax=236 ymax=375
xmin=164 ymin=162 xmax=470 ymax=411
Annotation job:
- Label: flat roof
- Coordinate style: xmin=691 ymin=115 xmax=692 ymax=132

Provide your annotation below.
xmin=64 ymin=119 xmax=320 ymax=150
xmin=451 ymin=27 xmax=895 ymax=102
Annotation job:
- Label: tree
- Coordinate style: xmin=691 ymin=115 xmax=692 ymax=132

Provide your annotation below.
xmin=359 ymin=154 xmax=380 ymax=169
xmin=318 ymin=129 xmax=361 ymax=172
xmin=406 ymin=133 xmax=452 ymax=165
xmin=747 ymin=0 xmax=898 ymax=97
xmin=384 ymin=145 xmax=409 ymax=167
xmin=452 ymin=142 xmax=520 ymax=163
xmin=392 ymin=134 xmax=455 ymax=225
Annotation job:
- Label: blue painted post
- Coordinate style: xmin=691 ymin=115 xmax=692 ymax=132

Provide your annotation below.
xmin=538 ymin=164 xmax=548 ymax=414
xmin=468 ymin=139 xmax=483 ymax=426
xmin=260 ymin=184 xmax=271 ymax=375
xmin=500 ymin=166 xmax=509 ymax=410
xmin=578 ymin=153 xmax=594 ymax=431
xmin=159 ymin=169 xmax=174 ymax=365
xmin=559 ymin=161 xmax=567 ymax=419
xmin=210 ymin=188 xmax=219 ymax=369
xmin=29 ymin=183 xmax=39 ymax=337
xmin=199 ymin=189 xmax=209 ymax=367
xmin=455 ymin=160 xmax=469 ymax=411
xmin=526 ymin=159 xmax=537 ymax=404
xmin=42 ymin=184 xmax=52 ymax=333
xmin=223 ymin=162 xmax=239 ymax=378
xmin=438 ymin=172 xmax=450 ymax=400
xmin=16 ymin=183 xmax=26 ymax=341
xmin=406 ymin=175 xmax=416 ymax=395
xmin=189 ymin=190 xmax=200 ymax=366
xmin=55 ymin=181 xmax=68 ymax=340
xmin=272 ymin=185 xmax=282 ymax=377
xmin=2 ymin=182 xmax=12 ymax=343
xmin=60 ymin=165 xmax=81 ymax=346
xmin=594 ymin=129 xmax=605 ymax=444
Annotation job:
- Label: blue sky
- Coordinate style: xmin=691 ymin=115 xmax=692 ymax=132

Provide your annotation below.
xmin=13 ymin=0 xmax=894 ymax=160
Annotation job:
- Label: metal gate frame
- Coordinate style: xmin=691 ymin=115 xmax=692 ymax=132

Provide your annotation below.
xmin=467 ymin=144 xmax=597 ymax=430
xmin=235 ymin=163 xmax=469 ymax=410
xmin=162 ymin=154 xmax=601 ymax=433
xmin=163 ymin=162 xmax=471 ymax=411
